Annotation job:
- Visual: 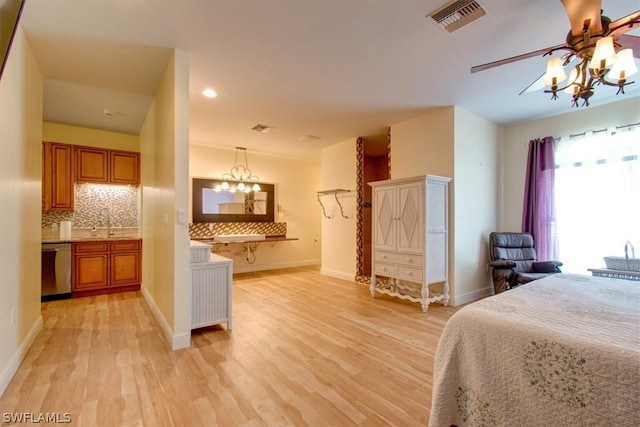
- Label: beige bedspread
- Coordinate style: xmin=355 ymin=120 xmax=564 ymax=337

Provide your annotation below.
xmin=429 ymin=273 xmax=640 ymax=427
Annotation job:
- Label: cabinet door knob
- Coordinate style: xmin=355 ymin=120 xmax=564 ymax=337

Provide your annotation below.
xmin=382 ymin=255 xmax=387 ymax=259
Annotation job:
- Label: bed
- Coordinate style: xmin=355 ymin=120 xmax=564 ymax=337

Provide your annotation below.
xmin=429 ymin=273 xmax=640 ymax=427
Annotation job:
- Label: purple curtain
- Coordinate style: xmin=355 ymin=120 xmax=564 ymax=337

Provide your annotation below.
xmin=522 ymin=136 xmax=559 ymax=260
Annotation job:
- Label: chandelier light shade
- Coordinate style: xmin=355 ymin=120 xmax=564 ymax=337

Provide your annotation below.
xmin=564 ymin=66 xmax=583 ymax=95
xmin=220 ymin=146 xmax=261 ymax=193
xmin=589 ymin=37 xmax=617 ymax=71
xmin=543 ymin=57 xmax=567 ymax=85
xmin=608 ymin=49 xmax=638 ymax=80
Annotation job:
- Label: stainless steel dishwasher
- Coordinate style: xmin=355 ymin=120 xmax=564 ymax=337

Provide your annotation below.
xmin=41 ymin=243 xmax=72 ymax=301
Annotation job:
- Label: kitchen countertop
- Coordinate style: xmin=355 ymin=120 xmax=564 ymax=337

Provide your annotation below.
xmin=42 ymin=236 xmax=142 ymax=244
xmin=42 ymin=227 xmax=141 ymax=244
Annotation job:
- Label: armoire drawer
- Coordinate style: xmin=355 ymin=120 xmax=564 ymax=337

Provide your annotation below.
xmin=375 ymin=251 xmax=422 ymax=266
xmin=374 ymin=262 xmax=396 ymax=277
xmin=396 ymin=266 xmax=424 ymax=282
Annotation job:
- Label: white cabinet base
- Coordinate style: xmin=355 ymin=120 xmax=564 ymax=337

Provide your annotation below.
xmin=189 ymin=243 xmax=233 ymax=330
xmin=370 ymin=277 xmax=449 ymax=312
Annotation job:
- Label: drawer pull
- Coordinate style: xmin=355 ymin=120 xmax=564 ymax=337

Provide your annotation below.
xmin=382 ymin=255 xmax=387 ymax=259
xmin=406 ymin=271 xmax=412 ymax=276
xmin=406 ymin=258 xmax=412 ymax=263
xmin=382 ymin=267 xmax=387 ymax=271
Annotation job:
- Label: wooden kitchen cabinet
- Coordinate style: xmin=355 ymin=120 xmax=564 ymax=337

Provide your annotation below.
xmin=42 ymin=141 xmax=75 ymax=211
xmin=75 ymin=146 xmax=109 ymax=183
xmin=72 ymin=239 xmax=142 ymax=297
xmin=73 ymin=242 xmax=109 ymax=290
xmin=109 ymin=241 xmax=142 ymax=286
xmin=76 ymin=146 xmax=140 ymax=185
xmin=110 ymin=150 xmax=140 ymax=185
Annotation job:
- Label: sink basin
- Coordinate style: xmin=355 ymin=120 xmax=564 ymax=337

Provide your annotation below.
xmin=214 ymin=234 xmax=266 ymax=243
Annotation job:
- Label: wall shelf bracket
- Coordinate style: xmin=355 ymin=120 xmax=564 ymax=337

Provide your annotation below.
xmin=317 ymin=189 xmax=351 ymax=219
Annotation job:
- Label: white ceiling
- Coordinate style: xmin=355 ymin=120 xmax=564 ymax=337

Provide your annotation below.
xmin=19 ymin=0 xmax=640 ymax=161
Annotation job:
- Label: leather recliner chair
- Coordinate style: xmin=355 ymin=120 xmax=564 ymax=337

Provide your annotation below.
xmin=489 ymin=232 xmax=563 ymax=294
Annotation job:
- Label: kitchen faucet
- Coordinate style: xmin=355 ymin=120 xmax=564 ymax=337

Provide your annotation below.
xmin=624 ymin=240 xmax=635 ymax=259
xmin=99 ymin=208 xmax=113 ymax=237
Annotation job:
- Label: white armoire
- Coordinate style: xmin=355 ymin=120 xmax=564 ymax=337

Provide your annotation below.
xmin=369 ymin=175 xmax=451 ymax=312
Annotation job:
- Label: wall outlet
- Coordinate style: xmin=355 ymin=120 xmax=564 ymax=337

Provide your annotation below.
xmin=10 ymin=307 xmax=16 ymax=325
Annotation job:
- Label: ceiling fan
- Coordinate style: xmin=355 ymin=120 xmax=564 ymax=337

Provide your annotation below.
xmin=471 ymin=0 xmax=640 ymax=107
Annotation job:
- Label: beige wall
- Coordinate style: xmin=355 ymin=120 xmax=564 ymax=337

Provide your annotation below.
xmin=390 ymin=107 xmax=455 ymax=178
xmin=320 ymin=138 xmax=358 ymax=280
xmin=453 ymin=107 xmax=500 ymax=303
xmin=0 ymin=28 xmax=43 ymax=395
xmin=140 ymin=50 xmax=191 ymax=350
xmin=501 ymin=97 xmax=640 ymax=232
xmin=42 ymin=122 xmax=139 ymax=151
xmin=189 ymin=144 xmax=321 ymax=272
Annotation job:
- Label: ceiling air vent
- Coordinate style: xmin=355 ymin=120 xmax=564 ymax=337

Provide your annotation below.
xmin=428 ymin=0 xmax=486 ymax=33
xmin=251 ymin=124 xmax=273 ymax=134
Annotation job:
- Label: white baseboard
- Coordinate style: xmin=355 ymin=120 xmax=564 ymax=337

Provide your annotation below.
xmin=233 ymin=259 xmax=320 ymax=274
xmin=0 ymin=315 xmax=43 ymax=397
xmin=140 ymin=284 xmax=191 ymax=350
xmin=172 ymin=333 xmax=191 ymax=350
xmin=319 ymin=268 xmax=355 ymax=282
xmin=451 ymin=286 xmax=492 ymax=306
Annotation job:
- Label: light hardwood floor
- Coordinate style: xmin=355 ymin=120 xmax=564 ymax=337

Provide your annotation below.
xmin=0 ymin=266 xmax=460 ymax=426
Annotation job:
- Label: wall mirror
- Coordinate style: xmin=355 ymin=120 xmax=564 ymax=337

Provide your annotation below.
xmin=192 ymin=178 xmax=275 ymax=223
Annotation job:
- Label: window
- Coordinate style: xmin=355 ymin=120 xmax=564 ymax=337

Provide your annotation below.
xmin=555 ymin=126 xmax=640 ymax=274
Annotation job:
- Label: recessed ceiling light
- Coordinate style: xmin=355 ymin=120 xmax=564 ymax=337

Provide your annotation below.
xmin=202 ymin=88 xmax=218 ymax=98
xmin=298 ymin=134 xmax=321 ymax=142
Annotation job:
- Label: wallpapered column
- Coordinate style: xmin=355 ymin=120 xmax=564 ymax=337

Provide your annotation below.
xmin=356 ymin=137 xmax=366 ymax=284
xmin=355 ymin=127 xmax=392 ymax=285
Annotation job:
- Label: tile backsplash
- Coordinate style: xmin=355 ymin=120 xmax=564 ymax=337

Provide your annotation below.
xmin=189 ymin=222 xmax=287 ymax=238
xmin=42 ymin=183 xmax=140 ymax=229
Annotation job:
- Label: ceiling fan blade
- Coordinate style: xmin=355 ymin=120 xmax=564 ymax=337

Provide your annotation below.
xmin=561 ymin=0 xmax=602 ymax=35
xmin=607 ymin=10 xmax=640 ymax=38
xmin=518 ymin=55 xmax=579 ymax=95
xmin=617 ymin=34 xmax=640 ymax=59
xmin=471 ymin=44 xmax=566 ymax=73
xmin=519 ymin=73 xmax=546 ymax=95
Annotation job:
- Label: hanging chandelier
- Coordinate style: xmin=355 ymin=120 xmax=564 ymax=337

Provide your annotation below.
xmin=543 ymin=35 xmax=638 ymax=107
xmin=220 ymin=146 xmax=261 ymax=193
